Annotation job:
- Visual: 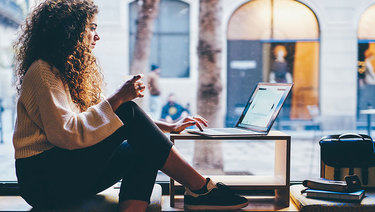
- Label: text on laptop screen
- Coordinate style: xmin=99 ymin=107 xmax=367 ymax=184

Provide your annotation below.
xmin=237 ymin=84 xmax=291 ymax=131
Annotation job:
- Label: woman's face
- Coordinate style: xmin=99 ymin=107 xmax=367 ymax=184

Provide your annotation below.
xmin=87 ymin=17 xmax=100 ymax=49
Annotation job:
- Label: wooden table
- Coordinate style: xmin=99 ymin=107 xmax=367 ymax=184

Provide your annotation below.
xmin=169 ymin=131 xmax=291 ymax=208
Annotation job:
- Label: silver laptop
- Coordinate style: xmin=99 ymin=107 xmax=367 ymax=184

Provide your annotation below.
xmin=187 ymin=82 xmax=293 ymax=137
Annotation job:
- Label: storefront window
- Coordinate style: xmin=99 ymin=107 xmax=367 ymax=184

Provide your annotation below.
xmin=227 ymin=0 xmax=320 ymax=179
xmin=357 ymin=4 xmax=375 ymax=120
xmin=0 ymin=0 xmax=328 ymax=184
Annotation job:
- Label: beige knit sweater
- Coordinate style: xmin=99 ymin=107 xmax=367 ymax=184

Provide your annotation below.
xmin=13 ymin=60 xmax=124 ymax=159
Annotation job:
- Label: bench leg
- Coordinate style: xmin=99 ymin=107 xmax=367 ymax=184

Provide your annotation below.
xmin=275 ymin=187 xmax=289 ymax=207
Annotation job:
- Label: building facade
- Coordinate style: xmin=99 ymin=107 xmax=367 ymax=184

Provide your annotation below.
xmin=15 ymin=0 xmax=375 ymax=130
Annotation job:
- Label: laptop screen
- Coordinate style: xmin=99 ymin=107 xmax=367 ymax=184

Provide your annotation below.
xmin=236 ymin=83 xmax=293 ymax=132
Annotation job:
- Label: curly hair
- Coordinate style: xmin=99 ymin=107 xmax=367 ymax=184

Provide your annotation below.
xmin=14 ymin=0 xmax=102 ymax=111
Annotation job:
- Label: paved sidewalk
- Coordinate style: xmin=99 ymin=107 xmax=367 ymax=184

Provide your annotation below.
xmin=0 ymin=129 xmax=323 ymax=181
xmin=172 ymin=132 xmax=322 ymax=180
xmin=0 ymin=108 xmax=370 ymax=181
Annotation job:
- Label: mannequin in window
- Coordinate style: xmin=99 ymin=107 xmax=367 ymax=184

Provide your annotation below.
xmin=362 ymin=49 xmax=375 ymax=86
xmin=269 ymin=45 xmax=292 ymax=83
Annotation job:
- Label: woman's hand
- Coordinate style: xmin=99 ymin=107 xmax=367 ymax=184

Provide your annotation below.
xmin=108 ymin=74 xmax=145 ymax=111
xmin=118 ymin=74 xmax=146 ymax=102
xmin=170 ymin=115 xmax=208 ymax=133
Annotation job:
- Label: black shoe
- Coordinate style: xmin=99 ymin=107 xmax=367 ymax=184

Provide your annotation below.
xmin=184 ymin=178 xmax=248 ymax=210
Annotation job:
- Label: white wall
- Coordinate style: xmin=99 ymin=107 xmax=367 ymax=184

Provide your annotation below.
xmin=94 ymin=0 xmax=128 ymax=97
xmin=0 ymin=26 xmax=17 ymax=108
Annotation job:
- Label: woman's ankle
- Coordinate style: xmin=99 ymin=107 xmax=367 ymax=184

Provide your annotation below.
xmin=190 ymin=178 xmax=210 ymax=194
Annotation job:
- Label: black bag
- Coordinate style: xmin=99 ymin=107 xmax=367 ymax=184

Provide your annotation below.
xmin=320 ymin=133 xmax=375 ymax=185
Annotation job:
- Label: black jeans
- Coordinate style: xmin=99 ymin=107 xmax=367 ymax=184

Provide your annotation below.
xmin=15 ymin=101 xmax=173 ymax=209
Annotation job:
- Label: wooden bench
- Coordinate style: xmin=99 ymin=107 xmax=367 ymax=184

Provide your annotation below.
xmin=0 ymin=184 xmax=162 ymax=212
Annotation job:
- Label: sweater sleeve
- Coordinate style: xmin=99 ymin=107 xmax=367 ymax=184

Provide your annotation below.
xmin=35 ymin=62 xmax=124 ymax=150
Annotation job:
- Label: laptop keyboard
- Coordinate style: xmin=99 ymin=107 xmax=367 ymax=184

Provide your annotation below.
xmin=204 ymin=128 xmax=255 ymax=134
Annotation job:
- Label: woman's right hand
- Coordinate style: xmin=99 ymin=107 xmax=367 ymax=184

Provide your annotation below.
xmin=108 ymin=74 xmax=145 ymax=111
xmin=117 ymin=74 xmax=146 ymax=103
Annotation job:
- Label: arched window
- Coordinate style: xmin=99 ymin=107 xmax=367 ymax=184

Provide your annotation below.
xmin=357 ymin=4 xmax=375 ymax=120
xmin=226 ymin=0 xmax=320 ymax=127
xmin=129 ymin=0 xmax=190 ymax=78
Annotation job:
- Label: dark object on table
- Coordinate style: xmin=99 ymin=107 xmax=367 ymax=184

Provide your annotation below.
xmin=320 ymin=133 xmax=375 ymax=185
xmin=303 ymin=175 xmax=362 ymax=193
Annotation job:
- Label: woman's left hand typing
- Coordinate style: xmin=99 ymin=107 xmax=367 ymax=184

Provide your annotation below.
xmin=170 ymin=115 xmax=208 ymax=133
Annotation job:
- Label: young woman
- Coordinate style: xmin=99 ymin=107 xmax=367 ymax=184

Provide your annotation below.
xmin=13 ymin=0 xmax=248 ymax=211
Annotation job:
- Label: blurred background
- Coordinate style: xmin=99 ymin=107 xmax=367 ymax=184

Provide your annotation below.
xmin=1 ymin=0 xmax=375 ymax=183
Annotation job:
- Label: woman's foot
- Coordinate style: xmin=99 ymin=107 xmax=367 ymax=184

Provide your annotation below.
xmin=184 ymin=178 xmax=248 ymax=210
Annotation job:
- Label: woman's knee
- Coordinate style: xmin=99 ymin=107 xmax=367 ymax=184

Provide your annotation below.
xmin=124 ymin=100 xmax=137 ymax=107
xmin=117 ymin=101 xmax=136 ymax=112
xmin=115 ymin=101 xmax=138 ymax=121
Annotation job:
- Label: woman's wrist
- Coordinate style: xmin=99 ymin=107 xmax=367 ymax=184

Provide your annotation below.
xmin=154 ymin=120 xmax=174 ymax=133
xmin=107 ymin=93 xmax=123 ymax=112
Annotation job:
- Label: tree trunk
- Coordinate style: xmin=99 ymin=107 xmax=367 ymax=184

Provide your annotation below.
xmin=129 ymin=0 xmax=160 ymax=107
xmin=194 ymin=0 xmax=224 ymax=175
xmin=197 ymin=0 xmax=223 ymax=127
xmin=130 ymin=0 xmax=160 ymax=75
